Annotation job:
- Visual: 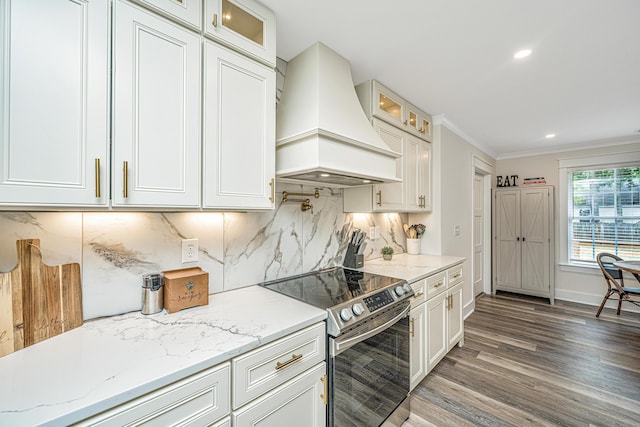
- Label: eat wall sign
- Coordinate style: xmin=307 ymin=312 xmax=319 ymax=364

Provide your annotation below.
xmin=497 ymin=175 xmax=518 ymax=187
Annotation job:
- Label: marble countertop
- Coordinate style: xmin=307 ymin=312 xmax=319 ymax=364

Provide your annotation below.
xmin=358 ymin=253 xmax=466 ymax=282
xmin=0 ymin=285 xmax=326 ymax=427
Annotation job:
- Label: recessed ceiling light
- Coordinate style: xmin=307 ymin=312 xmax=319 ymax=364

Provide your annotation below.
xmin=362 ymin=180 xmax=371 ymax=183
xmin=514 ymin=49 xmax=532 ymax=59
xmin=320 ymin=173 xmax=330 ymax=177
xmin=545 ymin=133 xmax=556 ymax=139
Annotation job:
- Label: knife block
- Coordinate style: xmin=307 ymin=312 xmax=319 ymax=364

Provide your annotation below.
xmin=343 ymin=244 xmax=364 ymax=269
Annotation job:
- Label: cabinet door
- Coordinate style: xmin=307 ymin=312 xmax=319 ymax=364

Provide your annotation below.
xmin=204 ymin=0 xmax=276 ymax=66
xmin=405 ymin=134 xmax=422 ymax=211
xmin=418 ymin=139 xmax=432 ymax=211
xmin=418 ymin=112 xmax=432 ymax=142
xmin=447 ymin=283 xmax=463 ymax=350
xmin=372 ymin=81 xmax=405 ymax=128
xmin=112 ymin=0 xmax=201 ymax=208
xmin=521 ymin=188 xmax=550 ymax=293
xmin=372 ymin=119 xmax=405 ymax=211
xmin=0 ymin=0 xmax=109 ymax=207
xmin=233 ymin=363 xmax=326 ymax=427
xmin=495 ymin=190 xmax=522 ymax=290
xmin=409 ymin=303 xmax=427 ymax=390
xmin=426 ymin=291 xmax=448 ymax=372
xmin=130 ymin=0 xmax=202 ymax=29
xmin=203 ymin=41 xmax=275 ymax=210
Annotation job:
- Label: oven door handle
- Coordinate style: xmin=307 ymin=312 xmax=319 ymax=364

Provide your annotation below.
xmin=332 ymin=304 xmax=410 ymax=356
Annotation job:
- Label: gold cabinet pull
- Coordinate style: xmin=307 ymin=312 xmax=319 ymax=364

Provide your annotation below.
xmin=212 ymin=13 xmax=218 ymax=27
xmin=410 ymin=318 xmax=415 ymax=337
xmin=376 ymin=190 xmax=382 ymax=206
xmin=275 ymin=353 xmax=302 ymax=370
xmin=321 ymin=375 xmax=328 ymax=405
xmin=413 ymin=290 xmax=424 ymax=298
xmin=269 ymin=178 xmax=275 ymax=203
xmin=453 ymin=273 xmax=461 ymax=279
xmin=94 ymin=158 xmax=101 ymax=198
xmin=123 ymin=161 xmax=129 ymax=199
xmin=434 ymin=281 xmax=444 ymax=288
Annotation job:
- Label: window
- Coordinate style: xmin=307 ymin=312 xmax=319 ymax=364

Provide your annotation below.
xmin=568 ymin=166 xmax=640 ymax=263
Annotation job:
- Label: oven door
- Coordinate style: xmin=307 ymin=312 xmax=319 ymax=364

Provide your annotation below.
xmin=329 ymin=302 xmax=410 ymax=427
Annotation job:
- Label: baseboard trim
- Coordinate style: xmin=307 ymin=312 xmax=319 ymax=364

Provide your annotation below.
xmin=555 ymin=289 xmax=640 ymax=313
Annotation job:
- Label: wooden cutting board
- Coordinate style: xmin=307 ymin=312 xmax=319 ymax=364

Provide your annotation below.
xmin=0 ymin=239 xmax=82 ymax=358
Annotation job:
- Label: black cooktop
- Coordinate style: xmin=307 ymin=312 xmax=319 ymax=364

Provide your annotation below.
xmin=261 ymin=267 xmax=404 ymax=310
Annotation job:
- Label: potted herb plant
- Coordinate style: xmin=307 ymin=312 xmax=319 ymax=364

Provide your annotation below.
xmin=381 ymin=246 xmax=394 ymax=261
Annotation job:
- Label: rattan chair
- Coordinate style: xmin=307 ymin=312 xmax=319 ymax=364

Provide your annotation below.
xmin=595 ymin=252 xmax=640 ymax=317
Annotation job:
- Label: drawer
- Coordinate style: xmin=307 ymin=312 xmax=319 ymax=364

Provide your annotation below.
xmin=426 ymin=271 xmax=447 ymax=299
xmin=410 ymin=278 xmax=426 ymax=306
xmin=232 ymin=322 xmax=325 ymax=409
xmin=76 ymin=363 xmax=230 ymax=426
xmin=448 ymin=264 xmax=463 ymax=287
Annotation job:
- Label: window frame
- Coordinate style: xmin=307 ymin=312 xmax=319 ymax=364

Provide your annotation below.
xmin=559 ymin=151 xmax=640 ymax=270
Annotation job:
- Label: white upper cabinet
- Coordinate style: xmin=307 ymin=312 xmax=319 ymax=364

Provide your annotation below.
xmin=204 ymin=0 xmax=276 ymax=67
xmin=405 ymin=134 xmax=432 ymax=211
xmin=356 ymin=80 xmax=433 ymax=142
xmin=112 ymin=0 xmax=201 ymax=208
xmin=344 ymin=120 xmax=431 ymax=213
xmin=0 ymin=0 xmax=109 ymax=207
xmin=130 ymin=0 xmax=203 ymax=30
xmin=203 ymin=41 xmax=275 ymax=209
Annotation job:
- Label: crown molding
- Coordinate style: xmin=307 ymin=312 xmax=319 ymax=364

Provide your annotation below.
xmin=496 ymin=135 xmax=640 ymax=160
xmin=432 ymin=115 xmax=497 ymax=159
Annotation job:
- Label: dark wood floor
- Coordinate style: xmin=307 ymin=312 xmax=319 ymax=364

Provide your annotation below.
xmin=403 ymin=293 xmax=640 ymax=427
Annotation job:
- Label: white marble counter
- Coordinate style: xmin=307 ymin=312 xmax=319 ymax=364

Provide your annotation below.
xmin=359 ymin=253 xmax=466 ymax=282
xmin=0 ymin=286 xmax=326 ymax=427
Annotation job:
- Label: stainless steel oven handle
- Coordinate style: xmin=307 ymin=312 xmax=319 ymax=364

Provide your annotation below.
xmin=332 ymin=304 xmax=410 ymax=356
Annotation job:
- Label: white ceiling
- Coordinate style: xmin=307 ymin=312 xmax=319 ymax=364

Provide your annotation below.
xmin=265 ymin=0 xmax=640 ymax=159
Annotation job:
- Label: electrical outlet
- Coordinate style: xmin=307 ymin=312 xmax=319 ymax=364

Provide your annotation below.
xmin=369 ymin=227 xmax=376 ymax=240
xmin=454 ymin=225 xmax=461 ymax=236
xmin=375 ymin=226 xmax=380 ymax=239
xmin=182 ymin=238 xmax=198 ymax=263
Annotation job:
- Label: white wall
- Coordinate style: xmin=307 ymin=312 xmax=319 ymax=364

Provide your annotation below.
xmin=496 ymin=140 xmax=640 ymax=312
xmin=411 ymin=124 xmax=496 ymax=318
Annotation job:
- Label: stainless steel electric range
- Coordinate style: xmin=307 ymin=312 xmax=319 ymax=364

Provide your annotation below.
xmin=262 ymin=267 xmax=413 ymax=427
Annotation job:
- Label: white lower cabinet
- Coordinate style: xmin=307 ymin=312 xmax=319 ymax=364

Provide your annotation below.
xmin=409 ymin=294 xmax=427 ymax=390
xmin=426 ymin=290 xmax=448 ymax=371
xmin=74 ymin=363 xmax=231 ymax=426
xmin=232 ymin=362 xmax=327 ymax=427
xmin=232 ymin=321 xmax=327 ymax=427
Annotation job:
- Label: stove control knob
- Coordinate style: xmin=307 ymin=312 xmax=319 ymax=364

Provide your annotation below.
xmin=394 ymin=285 xmax=406 ymax=297
xmin=352 ymin=303 xmax=364 ymax=316
xmin=403 ymin=283 xmax=412 ymax=293
xmin=340 ymin=308 xmax=353 ymax=322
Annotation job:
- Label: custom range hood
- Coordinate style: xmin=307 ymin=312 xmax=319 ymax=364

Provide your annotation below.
xmin=276 ymin=43 xmax=401 ymax=187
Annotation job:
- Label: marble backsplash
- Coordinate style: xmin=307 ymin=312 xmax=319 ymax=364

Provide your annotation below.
xmin=0 ymin=184 xmax=408 ymax=320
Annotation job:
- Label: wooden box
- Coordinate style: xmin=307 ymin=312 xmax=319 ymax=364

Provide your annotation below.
xmin=162 ymin=267 xmax=209 ymax=314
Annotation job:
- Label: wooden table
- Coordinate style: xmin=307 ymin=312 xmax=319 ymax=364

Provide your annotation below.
xmin=613 ymin=260 xmax=640 ymax=275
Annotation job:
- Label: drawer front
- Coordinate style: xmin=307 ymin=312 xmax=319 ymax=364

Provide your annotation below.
xmin=426 ymin=271 xmax=447 ymax=299
xmin=448 ymin=264 xmax=463 ymax=287
xmin=410 ymin=278 xmax=426 ymax=307
xmin=233 ymin=322 xmax=326 ymax=409
xmin=76 ymin=363 xmax=230 ymax=426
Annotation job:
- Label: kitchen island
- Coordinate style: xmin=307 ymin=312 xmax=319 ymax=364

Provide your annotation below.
xmin=0 ymin=285 xmax=326 ymax=426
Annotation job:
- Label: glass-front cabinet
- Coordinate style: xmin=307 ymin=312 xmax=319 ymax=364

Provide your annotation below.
xmin=204 ymin=0 xmax=276 ymax=66
xmin=355 ymin=80 xmax=433 ymax=142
